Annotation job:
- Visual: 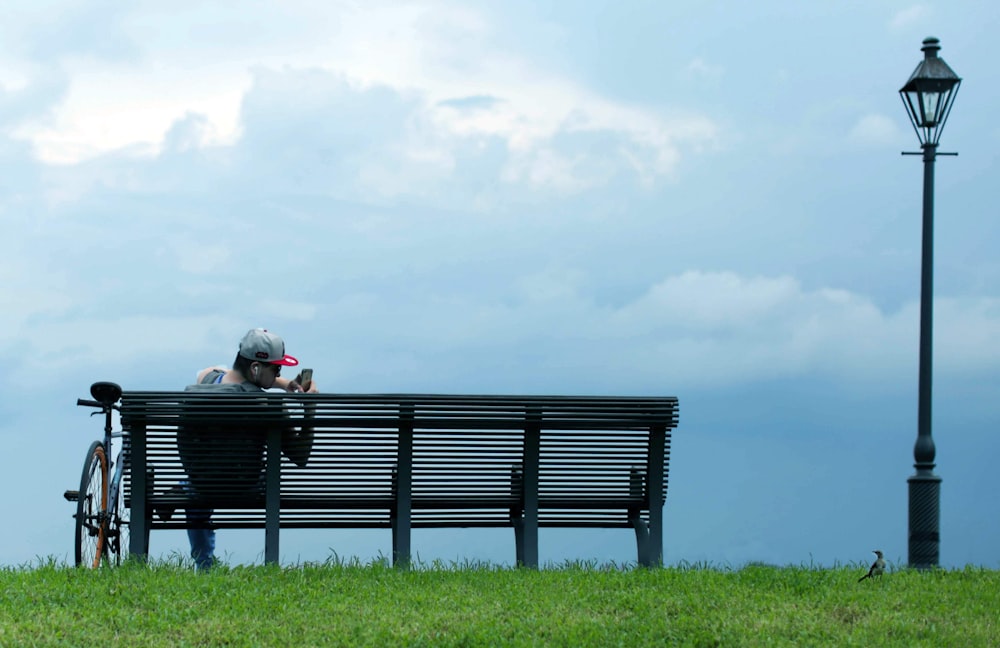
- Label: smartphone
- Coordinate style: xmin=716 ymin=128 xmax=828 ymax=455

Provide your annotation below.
xmin=296 ymin=368 xmax=313 ymax=392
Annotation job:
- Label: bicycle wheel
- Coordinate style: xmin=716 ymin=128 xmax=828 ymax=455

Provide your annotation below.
xmin=75 ymin=440 xmax=108 ymax=568
xmin=107 ymin=453 xmax=130 ymax=566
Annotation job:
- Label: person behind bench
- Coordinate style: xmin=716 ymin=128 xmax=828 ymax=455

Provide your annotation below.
xmin=176 ymin=328 xmax=318 ymax=569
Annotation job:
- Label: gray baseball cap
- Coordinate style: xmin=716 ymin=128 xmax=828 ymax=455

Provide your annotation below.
xmin=238 ymin=328 xmax=299 ymax=366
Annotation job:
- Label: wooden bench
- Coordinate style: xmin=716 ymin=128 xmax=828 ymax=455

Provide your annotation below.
xmin=121 ymin=392 xmax=679 ymax=567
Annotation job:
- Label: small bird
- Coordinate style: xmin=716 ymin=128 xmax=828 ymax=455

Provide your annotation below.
xmin=858 ymin=550 xmax=886 ymax=582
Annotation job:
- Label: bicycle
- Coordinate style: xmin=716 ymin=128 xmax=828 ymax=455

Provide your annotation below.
xmin=63 ymin=381 xmax=131 ymax=568
xmin=61 ymin=371 xmax=315 ymax=568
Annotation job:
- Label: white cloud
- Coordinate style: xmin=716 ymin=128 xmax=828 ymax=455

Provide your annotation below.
xmin=5 ymin=0 xmax=719 ymax=195
xmin=5 ymin=314 xmax=240 ymax=372
xmin=502 ymin=148 xmax=594 ymax=194
xmin=686 ymin=57 xmax=725 ymax=80
xmin=13 ymin=65 xmax=247 ymax=164
xmin=173 ymin=241 xmax=233 ymax=275
xmin=890 ymin=4 xmax=932 ymax=31
xmin=936 ymin=297 xmax=1000 ymax=373
xmin=0 ymin=68 xmax=30 ymax=93
xmin=258 ymin=300 xmax=320 ymax=322
xmin=600 ymin=272 xmax=911 ymax=387
xmin=848 ymin=113 xmax=902 ymax=147
xmin=306 ymin=268 xmax=1000 ymax=393
xmin=610 ymin=274 xmax=999 ymax=388
xmin=2 ymin=0 xmax=996 ymax=398
xmin=619 ymin=272 xmax=802 ymax=332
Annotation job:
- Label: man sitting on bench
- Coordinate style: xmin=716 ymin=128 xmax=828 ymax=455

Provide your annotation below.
xmin=176 ymin=328 xmax=318 ymax=569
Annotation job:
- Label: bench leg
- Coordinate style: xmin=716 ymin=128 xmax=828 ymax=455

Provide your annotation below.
xmin=130 ymin=426 xmax=153 ymax=562
xmin=518 ymin=414 xmax=540 ymax=569
xmin=631 ymin=515 xmax=651 ymax=567
xmin=643 ymin=426 xmax=666 ymax=567
xmin=646 ymin=520 xmax=663 ymax=567
xmin=129 ymin=459 xmax=151 ymax=563
xmin=130 ymin=507 xmax=152 ymax=562
xmin=514 ymin=519 xmax=524 ymax=566
xmin=392 ymin=517 xmax=411 ymax=568
xmin=514 ymin=517 xmax=537 ymax=568
xmin=264 ymin=429 xmax=281 ymax=565
xmin=393 ymin=410 xmax=413 ymax=569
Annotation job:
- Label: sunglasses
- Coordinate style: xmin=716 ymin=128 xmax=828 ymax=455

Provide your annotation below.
xmin=259 ymin=362 xmax=281 ymax=376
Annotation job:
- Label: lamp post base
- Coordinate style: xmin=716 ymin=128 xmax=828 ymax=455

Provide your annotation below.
xmin=907 ymin=471 xmax=941 ymax=569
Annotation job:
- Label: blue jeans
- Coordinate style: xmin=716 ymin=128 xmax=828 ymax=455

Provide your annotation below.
xmin=186 ymin=510 xmax=215 ymax=570
xmin=181 ymin=475 xmax=264 ymax=569
xmin=181 ymin=481 xmax=215 ymax=570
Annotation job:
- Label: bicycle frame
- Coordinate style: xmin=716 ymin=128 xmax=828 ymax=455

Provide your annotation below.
xmin=68 ymin=382 xmax=129 ymax=566
xmin=106 ymin=437 xmax=127 ymax=539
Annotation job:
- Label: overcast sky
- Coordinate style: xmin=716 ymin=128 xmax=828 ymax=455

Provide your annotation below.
xmin=3 ymin=0 xmax=998 ymax=569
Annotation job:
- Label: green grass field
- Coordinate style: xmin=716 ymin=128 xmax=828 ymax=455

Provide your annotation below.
xmin=3 ymin=559 xmax=997 ymax=646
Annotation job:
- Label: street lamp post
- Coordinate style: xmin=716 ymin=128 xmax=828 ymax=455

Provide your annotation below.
xmin=899 ymin=36 xmax=961 ymax=569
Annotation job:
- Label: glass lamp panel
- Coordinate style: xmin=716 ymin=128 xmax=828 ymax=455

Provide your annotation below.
xmin=920 ymin=90 xmax=942 ymax=126
xmin=902 ymin=91 xmax=921 ymax=127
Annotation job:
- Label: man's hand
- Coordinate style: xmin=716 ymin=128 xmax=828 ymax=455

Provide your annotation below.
xmin=296 ymin=382 xmax=319 ymax=393
xmin=284 ymin=368 xmax=316 ymax=467
xmin=281 ymin=370 xmax=318 ymax=393
xmin=289 ymin=368 xmax=317 ymax=393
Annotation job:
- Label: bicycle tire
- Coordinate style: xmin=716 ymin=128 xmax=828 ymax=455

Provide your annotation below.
xmin=107 ymin=451 xmax=130 ymax=566
xmin=75 ymin=440 xmax=108 ymax=568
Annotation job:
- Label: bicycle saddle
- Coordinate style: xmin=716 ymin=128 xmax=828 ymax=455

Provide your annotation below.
xmin=90 ymin=381 xmax=123 ymax=406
